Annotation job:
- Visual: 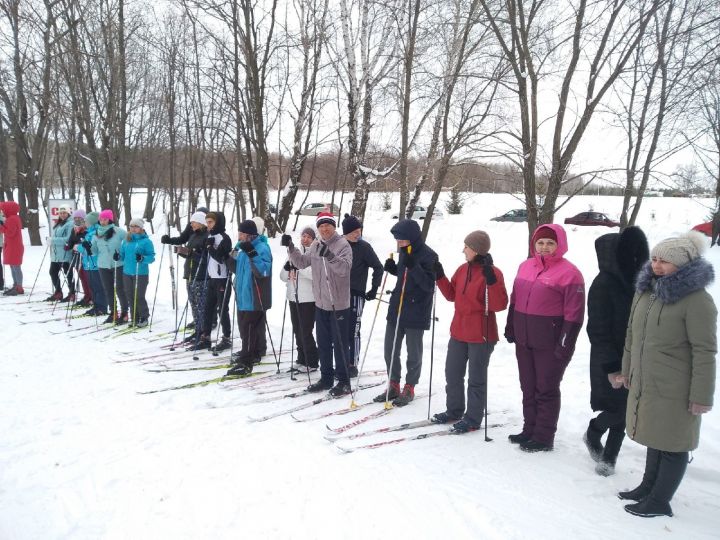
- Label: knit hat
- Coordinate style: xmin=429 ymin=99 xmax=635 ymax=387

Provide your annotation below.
xmin=99 ymin=209 xmax=114 ymax=221
xmin=196 ymin=206 xmax=209 ymax=214
xmin=190 ymin=211 xmax=206 ymax=225
xmin=316 ymin=212 xmax=336 ymax=228
xmin=58 ymin=206 xmax=71 ymax=214
xmin=464 ymin=230 xmax=491 ymax=256
xmin=239 ymin=219 xmax=258 ymax=235
xmin=650 ymin=231 xmax=707 ymax=268
xmin=535 ymin=226 xmax=557 ymax=242
xmin=72 ymin=209 xmax=86 ymax=220
xmin=342 ymin=214 xmax=362 ymax=235
xmin=252 ymin=216 xmax=266 ymax=235
xmin=301 ymin=227 xmax=316 ymax=239
xmin=129 ymin=218 xmax=145 ymax=229
xmin=85 ymin=212 xmax=99 ymax=227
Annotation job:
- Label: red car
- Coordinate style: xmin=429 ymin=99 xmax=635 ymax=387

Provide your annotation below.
xmin=692 ymin=222 xmax=712 ymax=237
xmin=564 ymin=212 xmax=620 ymax=227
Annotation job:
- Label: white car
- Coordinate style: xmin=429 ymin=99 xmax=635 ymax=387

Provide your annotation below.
xmin=392 ymin=205 xmax=444 ymax=220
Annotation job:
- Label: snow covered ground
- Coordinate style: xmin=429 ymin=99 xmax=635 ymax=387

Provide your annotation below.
xmin=1 ymin=193 xmax=719 ymax=539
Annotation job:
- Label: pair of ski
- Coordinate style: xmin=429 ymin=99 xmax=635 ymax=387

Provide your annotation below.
xmin=137 ymin=370 xmax=269 ymax=395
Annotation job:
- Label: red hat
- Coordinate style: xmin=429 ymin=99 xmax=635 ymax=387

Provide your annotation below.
xmin=316 ymin=212 xmax=336 ymax=228
xmin=535 ymin=226 xmax=557 ymax=242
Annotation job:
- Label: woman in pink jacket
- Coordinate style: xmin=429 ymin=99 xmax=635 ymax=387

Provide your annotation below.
xmin=505 ymin=224 xmax=585 ymax=452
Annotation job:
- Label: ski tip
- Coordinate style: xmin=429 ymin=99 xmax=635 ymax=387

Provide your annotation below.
xmin=335 ymin=445 xmax=354 ymax=454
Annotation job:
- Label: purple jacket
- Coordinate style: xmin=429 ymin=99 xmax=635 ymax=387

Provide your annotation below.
xmin=505 ymin=224 xmax=585 ymax=360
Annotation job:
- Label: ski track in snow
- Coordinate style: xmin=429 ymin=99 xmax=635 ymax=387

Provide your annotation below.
xmin=1 ymin=193 xmax=719 ymax=539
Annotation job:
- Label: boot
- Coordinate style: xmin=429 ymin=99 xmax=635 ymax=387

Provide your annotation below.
xmin=519 ymin=439 xmax=553 ymax=452
xmin=508 ymin=433 xmax=531 ymax=445
xmin=347 ymin=364 xmax=359 ymax=378
xmin=583 ymin=419 xmax=604 ymax=462
xmin=135 ymin=317 xmax=149 ymax=328
xmin=307 ymin=379 xmax=333 ymax=393
xmin=45 ymin=291 xmax=63 ymax=302
xmin=103 ymin=313 xmax=118 ymax=324
xmin=451 ymin=418 xmax=480 ymax=434
xmin=186 ymin=337 xmax=211 ymax=351
xmin=624 ymin=451 xmax=688 ymax=518
xmin=61 ymin=292 xmax=76 ymax=303
xmin=115 ymin=312 xmax=129 ymax=326
xmin=329 ymin=382 xmax=352 ymax=398
xmin=74 ymin=297 xmax=92 ymax=307
xmin=392 ymin=384 xmax=415 ymax=407
xmin=618 ymin=448 xmax=662 ymax=501
xmin=212 ymin=337 xmax=232 ymax=353
xmin=227 ymin=363 xmax=252 ymax=377
xmin=431 ymin=411 xmax=461 ymax=424
xmin=373 ymin=380 xmax=401 ymax=403
xmin=3 ymin=285 xmax=22 ymax=296
xmin=596 ymin=428 xmax=625 ymax=477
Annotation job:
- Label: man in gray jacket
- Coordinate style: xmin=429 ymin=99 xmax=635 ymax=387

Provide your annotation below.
xmin=283 ymin=212 xmax=353 ymax=396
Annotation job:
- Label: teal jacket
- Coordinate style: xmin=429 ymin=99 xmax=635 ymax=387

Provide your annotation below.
xmin=92 ymin=225 xmax=125 ymax=269
xmin=50 ymin=218 xmax=73 ymax=263
xmin=76 ymin=225 xmax=99 ymax=271
xmin=235 ymin=235 xmax=272 ymax=311
xmin=119 ymin=232 xmax=155 ymax=276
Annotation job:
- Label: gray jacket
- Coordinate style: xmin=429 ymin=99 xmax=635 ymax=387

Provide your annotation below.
xmin=289 ymin=232 xmax=352 ymax=311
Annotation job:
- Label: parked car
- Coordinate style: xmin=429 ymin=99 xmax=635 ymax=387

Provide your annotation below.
xmin=391 ymin=205 xmax=444 ymax=220
xmin=564 ymin=212 xmax=620 ymax=227
xmin=491 ymin=208 xmax=527 ymax=222
xmin=296 ymin=202 xmax=340 ymax=216
xmin=692 ymin=221 xmax=712 ymax=237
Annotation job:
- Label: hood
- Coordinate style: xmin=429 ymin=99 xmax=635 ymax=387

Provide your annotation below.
xmin=636 ymin=257 xmax=714 ymax=304
xmin=208 ymin=211 xmax=226 ymax=234
xmin=616 ymin=226 xmax=649 ymax=284
xmin=595 ymin=233 xmax=621 ymax=275
xmin=531 ymin=223 xmax=568 ymax=259
xmin=0 ymin=201 xmax=19 ymax=216
xmin=390 ymin=219 xmax=424 ymax=250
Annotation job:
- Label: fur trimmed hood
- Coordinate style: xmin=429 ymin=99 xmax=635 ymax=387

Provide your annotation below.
xmin=636 ymin=257 xmax=715 ymax=304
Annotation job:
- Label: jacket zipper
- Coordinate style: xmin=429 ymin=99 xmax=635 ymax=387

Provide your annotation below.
xmin=630 ymin=293 xmax=656 ymax=438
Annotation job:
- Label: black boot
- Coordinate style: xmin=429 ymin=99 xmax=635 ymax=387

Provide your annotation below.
xmin=624 ymin=451 xmax=688 ymax=518
xmin=596 ymin=428 xmax=625 ymax=477
xmin=618 ymin=447 xmax=661 ymax=501
xmin=583 ymin=419 xmax=604 ymax=463
xmin=227 ymin=362 xmax=252 ymax=377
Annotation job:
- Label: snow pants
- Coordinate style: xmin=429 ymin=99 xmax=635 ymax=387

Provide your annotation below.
xmin=99 ymin=267 xmax=128 ymax=314
xmin=87 ymin=269 xmax=107 ymax=313
xmin=515 ymin=345 xmax=570 ymax=446
xmin=123 ymin=274 xmax=150 ymax=320
xmin=289 ymin=300 xmax=318 ymax=368
xmin=49 ymin=261 xmax=75 ymax=295
xmin=187 ymin=278 xmax=209 ymax=335
xmin=10 ymin=265 xmax=22 ymax=287
xmin=203 ymin=277 xmax=231 ymax=339
xmin=384 ymin=320 xmax=424 ymax=386
xmin=237 ymin=310 xmax=265 ymax=366
xmin=445 ymin=337 xmax=495 ymax=425
xmin=316 ymin=307 xmax=350 ymax=385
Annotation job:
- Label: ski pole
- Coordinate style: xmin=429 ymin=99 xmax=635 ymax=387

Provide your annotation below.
xmin=148 ymin=231 xmax=167 ymax=332
xmin=279 ymin=297 xmax=290 ymax=378
xmin=483 ymin=284 xmax=492 ymax=442
xmin=212 ymin=272 xmax=233 ymax=355
xmin=164 ymin=211 xmax=178 ymax=312
xmin=252 ymin=274 xmax=279 ymax=372
xmin=353 ymin=253 xmax=392 ymax=405
xmin=132 ymin=259 xmax=140 ymax=327
xmin=427 ymin=285 xmax=437 ymax=421
xmin=385 ymin=245 xmax=412 ymax=409
xmin=27 ymin=241 xmax=50 ymax=302
xmin=291 ymin=264 xmax=312 ymax=385
xmin=320 ymin=254 xmax=351 ymax=398
xmin=191 ymin=251 xmax=211 ymax=359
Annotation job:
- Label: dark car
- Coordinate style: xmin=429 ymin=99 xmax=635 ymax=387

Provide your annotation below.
xmin=564 ymin=212 xmax=620 ymax=227
xmin=491 ymin=208 xmax=527 ymax=222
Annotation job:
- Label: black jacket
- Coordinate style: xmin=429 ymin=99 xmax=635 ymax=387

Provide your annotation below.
xmin=386 ymin=220 xmax=438 ymax=330
xmin=206 ymin=211 xmax=232 ymax=278
xmin=349 ymin=238 xmax=383 ymax=296
xmin=182 ymin=228 xmax=210 ymax=280
xmin=587 ymin=226 xmax=648 ymax=412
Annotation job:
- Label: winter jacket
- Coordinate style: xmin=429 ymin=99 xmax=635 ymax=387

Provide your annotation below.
xmin=505 ymin=224 xmax=585 ymax=359
xmin=587 ymin=228 xmax=648 ymax=413
xmin=92 ymin=224 xmax=125 ymax=269
xmin=279 ymin=246 xmax=315 ymax=303
xmin=119 ymin=233 xmax=156 ymax=276
xmin=50 ymin=216 xmax=74 ymax=263
xmin=288 ymin=231 xmax=352 ymax=311
xmin=0 ymin=201 xmax=24 ymax=265
xmin=622 ymin=259 xmax=717 ymax=452
xmin=76 ymin=224 xmax=100 ymax=271
xmin=386 ymin=220 xmax=438 ymax=330
xmin=206 ymin=212 xmax=231 ymax=280
xmin=235 ymin=235 xmax=272 ymax=311
xmin=181 ymin=228 xmax=210 ymax=281
xmin=348 ymin=238 xmax=383 ymax=297
xmin=437 ymin=259 xmax=509 ymax=343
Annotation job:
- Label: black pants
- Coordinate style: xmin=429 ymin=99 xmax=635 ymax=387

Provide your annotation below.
xmin=99 ymin=267 xmax=128 ymax=314
xmin=347 ymin=293 xmax=366 ymax=367
xmin=204 ymin=277 xmax=231 ymax=338
xmin=123 ymin=274 xmax=150 ymax=320
xmin=384 ymin=320 xmax=424 ymax=386
xmin=237 ymin=310 xmax=265 ymax=366
xmin=49 ymin=261 xmax=75 ymax=294
xmin=289 ymin=300 xmax=318 ymax=368
xmin=316 ymin=307 xmax=351 ymax=385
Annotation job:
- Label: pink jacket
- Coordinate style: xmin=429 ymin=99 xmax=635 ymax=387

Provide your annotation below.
xmin=505 ymin=224 xmax=585 ymax=359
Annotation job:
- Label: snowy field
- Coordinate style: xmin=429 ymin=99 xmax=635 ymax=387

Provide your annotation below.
xmin=1 ymin=192 xmax=719 ymax=539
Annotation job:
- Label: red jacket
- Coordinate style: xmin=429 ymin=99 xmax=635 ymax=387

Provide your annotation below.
xmin=0 ymin=201 xmax=24 ymax=265
xmin=437 ymin=261 xmax=508 ymax=343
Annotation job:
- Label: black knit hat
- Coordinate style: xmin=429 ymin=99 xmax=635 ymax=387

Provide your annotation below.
xmin=238 ymin=219 xmax=258 ymax=235
xmin=342 ymin=214 xmax=362 ymax=235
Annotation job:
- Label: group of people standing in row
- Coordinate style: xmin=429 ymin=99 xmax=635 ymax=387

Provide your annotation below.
xmin=1 ymin=201 xmax=715 ymax=519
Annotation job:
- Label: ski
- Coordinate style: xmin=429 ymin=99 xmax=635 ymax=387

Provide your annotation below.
xmin=137 ymin=372 xmax=265 ymax=394
xmin=291 ymin=399 xmax=376 ymax=422
xmin=336 ymin=428 xmax=454 ymax=452
xmin=69 ymin=323 xmax=117 ymax=338
xmin=325 ymin=418 xmax=435 ymax=441
xmin=325 ymin=391 xmax=429 ymax=434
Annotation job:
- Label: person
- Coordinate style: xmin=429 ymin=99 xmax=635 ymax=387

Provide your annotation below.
xmin=252 ymin=215 xmax=268 ymax=356
xmin=342 ymin=214 xmax=383 ymax=378
xmin=201 ymin=211 xmax=233 ymax=352
xmin=283 ymin=212 xmax=353 ymax=396
xmin=48 ymin=206 xmax=76 ymax=302
xmin=375 ymin=218 xmax=438 ymax=406
xmin=76 ymin=212 xmax=108 ymax=316
xmin=227 ymin=219 xmax=272 ymax=376
xmin=584 ymin=227 xmax=649 ymax=476
xmin=0 ymin=201 xmax=24 ymax=295
xmin=711 ymin=211 xmax=720 ymax=247
xmin=66 ymin=209 xmax=93 ymax=307
xmin=116 ymin=218 xmax=155 ymax=327
xmin=0 ymin=208 xmax=4 ymax=292
xmin=431 ymin=231 xmax=508 ymax=433
xmin=279 ymin=227 xmax=319 ymax=371
xmin=92 ymin=209 xmax=128 ymax=324
xmin=616 ymin=231 xmax=716 ymax=518
xmin=505 ymin=224 xmax=585 ymax=452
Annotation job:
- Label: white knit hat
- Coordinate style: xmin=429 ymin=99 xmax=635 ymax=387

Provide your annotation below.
xmin=190 ymin=211 xmax=207 ymax=225
xmin=129 ymin=218 xmax=145 ymax=229
xmin=252 ymin=216 xmax=266 ymax=235
xmin=650 ymin=231 xmax=707 ymax=268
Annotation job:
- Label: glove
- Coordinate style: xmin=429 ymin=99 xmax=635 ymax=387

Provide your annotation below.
xmin=317 ymin=242 xmax=334 ymax=260
xmin=283 ymin=260 xmax=297 ymax=272
xmin=113 ymin=252 xmax=120 ymax=261
xmin=64 ymin=244 xmax=71 ymax=251
xmin=105 ymin=227 xmax=115 ymax=240
xmin=365 ymin=289 xmax=377 ymax=301
xmin=483 ymin=264 xmax=497 ymax=285
xmin=433 ymin=261 xmax=445 ymax=280
xmin=504 ymin=331 xmax=515 ymax=344
xmin=135 ymin=253 xmax=143 ymax=263
xmin=281 ymin=234 xmax=293 ymax=248
xmin=82 ymin=240 xmax=92 ymax=254
xmin=161 ymin=234 xmax=170 ymax=244
xmin=402 ymin=248 xmax=415 ymax=269
xmin=384 ymin=257 xmax=397 ymax=273
xmin=240 ymin=241 xmax=258 ymax=258
xmin=205 ymin=237 xmax=215 ymax=249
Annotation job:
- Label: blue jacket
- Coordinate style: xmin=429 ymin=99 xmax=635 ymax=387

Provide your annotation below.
xmin=50 ymin=218 xmax=74 ymax=263
xmin=92 ymin=224 xmax=125 ymax=269
xmin=76 ymin=225 xmax=99 ymax=271
xmin=119 ymin=233 xmax=156 ymax=276
xmin=235 ymin=235 xmax=272 ymax=311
